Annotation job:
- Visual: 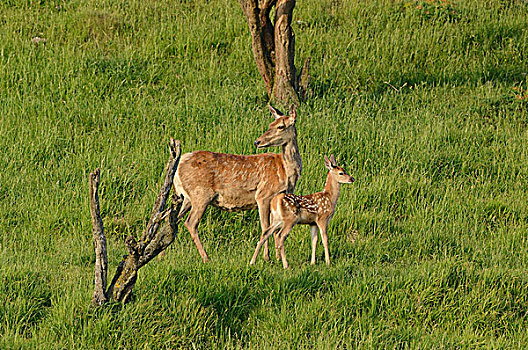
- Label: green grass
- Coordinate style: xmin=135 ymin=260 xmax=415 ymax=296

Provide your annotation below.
xmin=1 ymin=0 xmax=528 ymax=347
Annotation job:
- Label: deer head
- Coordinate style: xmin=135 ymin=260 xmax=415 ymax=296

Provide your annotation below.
xmin=254 ymin=105 xmax=297 ymax=149
xmin=325 ymin=155 xmax=355 ymax=184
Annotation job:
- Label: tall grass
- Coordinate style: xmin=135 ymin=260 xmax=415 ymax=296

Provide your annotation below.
xmin=1 ymin=0 xmax=528 ymax=347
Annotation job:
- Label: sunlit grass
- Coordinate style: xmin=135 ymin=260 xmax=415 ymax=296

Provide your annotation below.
xmin=1 ymin=0 xmax=528 ymax=347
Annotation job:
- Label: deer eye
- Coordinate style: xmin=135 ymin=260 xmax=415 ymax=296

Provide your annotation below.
xmin=339 ymin=172 xmax=344 ymax=175
xmin=277 ymin=125 xmax=285 ymax=130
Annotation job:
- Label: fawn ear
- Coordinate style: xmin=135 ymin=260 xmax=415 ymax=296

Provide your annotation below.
xmin=329 ymin=154 xmax=337 ymax=167
xmin=324 ymin=155 xmax=334 ymax=170
xmin=269 ymin=105 xmax=284 ymax=119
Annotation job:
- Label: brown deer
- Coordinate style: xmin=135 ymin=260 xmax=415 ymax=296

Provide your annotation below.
xmin=250 ymin=155 xmax=354 ymax=269
xmin=173 ymin=105 xmax=302 ymax=262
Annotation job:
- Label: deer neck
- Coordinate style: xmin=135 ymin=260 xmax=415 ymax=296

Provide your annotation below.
xmin=281 ymin=128 xmax=302 ymax=192
xmin=323 ymin=172 xmax=341 ymax=210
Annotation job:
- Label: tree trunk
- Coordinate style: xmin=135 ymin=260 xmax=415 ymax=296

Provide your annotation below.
xmin=239 ymin=0 xmax=309 ymax=107
xmin=272 ymin=0 xmax=297 ymax=105
xmin=90 ymin=138 xmax=182 ymax=305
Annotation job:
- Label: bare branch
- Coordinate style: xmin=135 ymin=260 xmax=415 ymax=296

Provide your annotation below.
xmin=140 ymin=139 xmax=182 ymax=246
xmin=101 ymin=138 xmax=183 ymax=303
xmin=89 ymin=168 xmax=108 ymax=306
xmin=140 ymin=197 xmax=182 ymax=267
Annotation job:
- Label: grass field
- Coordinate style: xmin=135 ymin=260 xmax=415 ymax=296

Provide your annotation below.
xmin=1 ymin=0 xmax=528 ymax=348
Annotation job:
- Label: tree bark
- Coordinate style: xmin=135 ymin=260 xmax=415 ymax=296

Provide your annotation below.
xmin=239 ymin=0 xmax=309 ymax=107
xmin=90 ymin=138 xmax=182 ymax=305
xmin=272 ymin=0 xmax=298 ymax=105
xmin=239 ymin=0 xmax=276 ymax=96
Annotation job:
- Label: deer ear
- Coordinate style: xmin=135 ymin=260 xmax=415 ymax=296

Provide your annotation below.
xmin=324 ymin=155 xmax=333 ymax=170
xmin=329 ymin=154 xmax=337 ymax=167
xmin=288 ymin=105 xmax=297 ymax=119
xmin=284 ymin=105 xmax=297 ymax=125
xmin=269 ymin=105 xmax=284 ymax=119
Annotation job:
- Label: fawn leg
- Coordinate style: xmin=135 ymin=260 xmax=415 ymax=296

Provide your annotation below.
xmin=277 ymin=223 xmax=295 ymax=269
xmin=274 ymin=230 xmax=282 ymax=261
xmin=310 ymin=225 xmax=319 ymax=265
xmin=250 ymin=223 xmax=282 ymax=265
xmin=316 ymin=220 xmax=331 ymax=266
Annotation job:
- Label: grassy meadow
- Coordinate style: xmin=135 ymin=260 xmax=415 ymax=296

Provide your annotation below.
xmin=1 ymin=0 xmax=528 ymax=347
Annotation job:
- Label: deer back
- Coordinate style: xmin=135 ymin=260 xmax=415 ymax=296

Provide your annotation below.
xmin=175 ymin=151 xmax=290 ymax=211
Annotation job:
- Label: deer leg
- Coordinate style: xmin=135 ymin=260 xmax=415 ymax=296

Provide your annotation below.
xmin=317 ymin=220 xmax=331 ymax=266
xmin=185 ymin=202 xmax=210 ymax=263
xmin=310 ymin=225 xmax=319 ymax=265
xmin=256 ymin=199 xmax=271 ymax=262
xmin=250 ymin=222 xmax=282 ymax=265
xmin=157 ymin=198 xmax=192 ymax=260
xmin=177 ymin=196 xmax=192 ymax=221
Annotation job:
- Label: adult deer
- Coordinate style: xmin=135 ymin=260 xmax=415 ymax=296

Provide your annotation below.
xmin=250 ymin=155 xmax=354 ymax=269
xmin=173 ymin=106 xmax=302 ymax=262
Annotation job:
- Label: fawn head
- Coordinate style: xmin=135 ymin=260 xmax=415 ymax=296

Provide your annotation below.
xmin=254 ymin=105 xmax=297 ymax=149
xmin=325 ymin=155 xmax=355 ymax=184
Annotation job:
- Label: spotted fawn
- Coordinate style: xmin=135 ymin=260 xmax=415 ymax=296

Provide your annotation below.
xmin=250 ymin=155 xmax=354 ymax=268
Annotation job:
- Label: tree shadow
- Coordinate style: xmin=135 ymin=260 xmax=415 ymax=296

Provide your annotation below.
xmin=191 ymin=267 xmax=338 ymax=343
xmin=196 ymin=282 xmax=262 ymax=341
xmin=311 ymin=64 xmax=527 ymax=103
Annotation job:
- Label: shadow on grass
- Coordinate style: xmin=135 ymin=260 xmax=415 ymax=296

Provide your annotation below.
xmin=189 ymin=267 xmax=337 ymax=342
xmin=0 ymin=269 xmax=52 ymax=336
xmin=196 ymin=282 xmax=260 ymax=341
xmin=275 ymin=269 xmax=335 ymax=301
xmin=312 ymin=65 xmax=527 ymax=103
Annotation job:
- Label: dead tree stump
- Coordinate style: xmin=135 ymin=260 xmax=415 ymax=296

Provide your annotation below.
xmin=90 ymin=138 xmax=182 ymax=305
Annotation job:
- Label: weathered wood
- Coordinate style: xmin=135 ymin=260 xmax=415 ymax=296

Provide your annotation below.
xmin=239 ymin=0 xmax=276 ymax=96
xmin=272 ymin=0 xmax=298 ymax=106
xmin=140 ymin=201 xmax=181 ymax=267
xmin=89 ymin=168 xmax=108 ymax=306
xmin=106 ymin=237 xmax=139 ymax=303
xmin=90 ymin=139 xmax=183 ymax=305
xmin=140 ymin=139 xmax=182 ymax=249
xmin=107 ymin=139 xmax=182 ymax=303
xmin=239 ymin=0 xmax=309 ymax=106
